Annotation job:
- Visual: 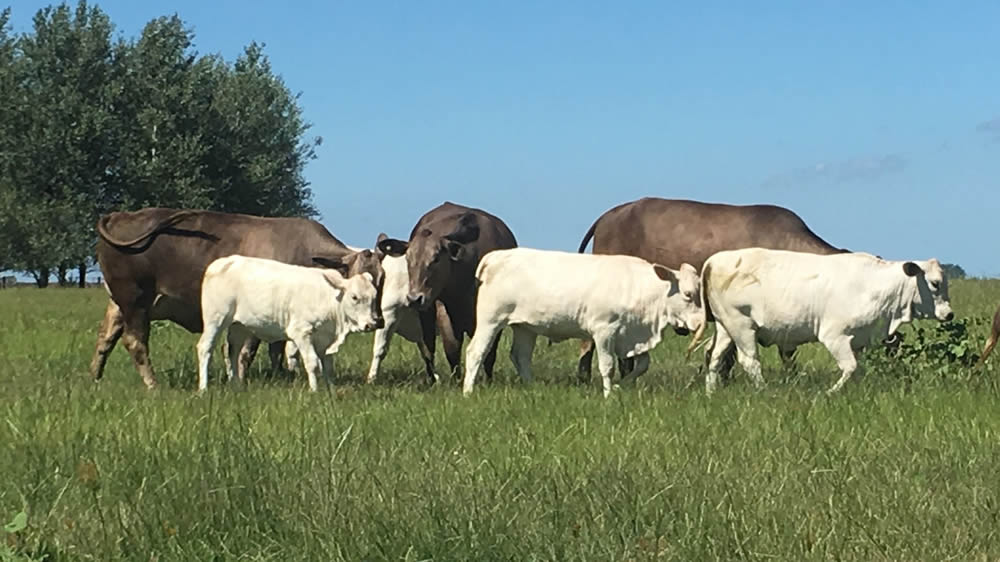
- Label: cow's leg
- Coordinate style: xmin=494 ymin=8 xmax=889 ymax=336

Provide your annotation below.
xmin=730 ymin=329 xmax=764 ymax=389
xmin=120 ymin=309 xmax=157 ymax=389
xmin=822 ymin=336 xmax=859 ymax=394
xmin=577 ymin=339 xmax=595 ymax=382
xmin=779 ymin=346 xmax=797 ymax=371
xmin=418 ymin=308 xmax=439 ymax=383
xmin=236 ymin=337 xmax=262 ymax=382
xmin=706 ymin=326 xmax=735 ymax=394
xmin=483 ymin=333 xmax=500 ymax=382
xmin=593 ymin=335 xmax=617 ymax=398
xmin=617 ymin=356 xmax=636 ymax=379
xmin=367 ymin=311 xmax=398 ymax=383
xmin=462 ymin=321 xmax=505 ymax=395
xmin=283 ymin=340 xmax=300 ymax=373
xmin=437 ymin=302 xmax=464 ymax=380
xmin=268 ymin=341 xmax=288 ymax=375
xmin=293 ymin=338 xmax=323 ymax=392
xmin=320 ymin=352 xmax=334 ymax=387
xmin=225 ymin=327 xmax=250 ymax=386
xmin=621 ymin=352 xmax=651 ymax=383
xmin=196 ymin=320 xmax=226 ymax=392
xmin=509 ymin=325 xmax=537 ymax=383
xmin=90 ymin=299 xmax=124 ymax=381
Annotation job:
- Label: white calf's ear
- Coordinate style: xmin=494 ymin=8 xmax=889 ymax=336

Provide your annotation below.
xmin=322 ymin=270 xmax=348 ymax=298
xmin=653 ymin=264 xmax=677 ymax=283
xmin=902 ymin=262 xmax=922 ymax=277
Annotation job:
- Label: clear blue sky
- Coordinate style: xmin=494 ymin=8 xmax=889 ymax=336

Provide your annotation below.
xmin=8 ymin=1 xmax=1000 ymax=276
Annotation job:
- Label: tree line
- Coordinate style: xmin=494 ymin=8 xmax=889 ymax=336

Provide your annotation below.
xmin=0 ymin=1 xmax=320 ymax=287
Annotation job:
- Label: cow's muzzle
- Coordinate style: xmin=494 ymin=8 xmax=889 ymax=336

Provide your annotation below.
xmin=407 ymin=293 xmax=430 ymax=310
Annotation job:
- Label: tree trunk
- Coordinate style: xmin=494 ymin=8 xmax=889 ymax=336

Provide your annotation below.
xmin=56 ymin=263 xmax=69 ymax=287
xmin=78 ymin=262 xmax=87 ymax=288
xmin=34 ymin=267 xmax=50 ymax=288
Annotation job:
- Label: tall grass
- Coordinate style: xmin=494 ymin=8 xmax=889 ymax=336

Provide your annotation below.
xmin=2 ymin=282 xmax=999 ymax=561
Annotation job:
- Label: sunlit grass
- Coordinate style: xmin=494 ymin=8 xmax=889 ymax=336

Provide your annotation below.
xmin=1 ymin=281 xmax=999 ymax=560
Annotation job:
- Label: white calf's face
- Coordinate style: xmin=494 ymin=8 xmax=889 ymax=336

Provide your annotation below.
xmin=905 ymin=259 xmax=953 ymax=322
xmin=340 ymin=273 xmax=382 ymax=332
xmin=653 ymin=262 xmax=703 ymax=334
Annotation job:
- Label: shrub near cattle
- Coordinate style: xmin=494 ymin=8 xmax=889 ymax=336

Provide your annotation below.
xmin=2 ymin=281 xmax=1000 ymax=560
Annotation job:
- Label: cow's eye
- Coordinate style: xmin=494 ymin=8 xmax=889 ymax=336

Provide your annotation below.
xmin=930 ymin=280 xmax=940 ymax=290
xmin=683 ymin=291 xmax=693 ymax=301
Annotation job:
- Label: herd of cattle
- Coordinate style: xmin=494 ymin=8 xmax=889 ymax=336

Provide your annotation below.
xmin=89 ymin=197 xmax=995 ymax=397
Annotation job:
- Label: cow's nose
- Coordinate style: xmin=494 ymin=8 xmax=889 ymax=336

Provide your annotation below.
xmin=374 ymin=317 xmax=385 ymax=330
xmin=945 ymin=312 xmax=955 ymax=322
xmin=673 ymin=326 xmax=690 ymax=336
xmin=408 ymin=293 xmax=425 ymax=308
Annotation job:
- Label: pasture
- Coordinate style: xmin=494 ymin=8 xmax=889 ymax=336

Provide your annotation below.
xmin=3 ymin=282 xmax=1000 ymax=561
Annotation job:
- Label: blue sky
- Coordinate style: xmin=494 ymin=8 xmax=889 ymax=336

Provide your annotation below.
xmin=8 ymin=1 xmax=1000 ymax=276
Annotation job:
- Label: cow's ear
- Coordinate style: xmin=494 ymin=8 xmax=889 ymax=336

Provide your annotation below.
xmin=445 ymin=240 xmax=466 ymax=261
xmin=902 ymin=262 xmax=922 ymax=277
xmin=444 ymin=212 xmax=480 ymax=244
xmin=653 ymin=264 xmax=678 ymax=284
xmin=376 ymin=237 xmax=408 ymax=257
xmin=320 ymin=270 xmax=347 ymax=299
xmin=313 ymin=256 xmax=350 ymax=277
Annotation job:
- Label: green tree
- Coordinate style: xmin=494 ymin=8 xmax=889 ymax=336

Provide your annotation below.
xmin=0 ymin=3 xmax=320 ymax=286
xmin=942 ymin=263 xmax=966 ymax=280
xmin=2 ymin=1 xmax=117 ymax=287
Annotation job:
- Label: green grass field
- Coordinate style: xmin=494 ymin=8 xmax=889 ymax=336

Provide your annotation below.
xmin=2 ymin=281 xmax=1000 ymax=561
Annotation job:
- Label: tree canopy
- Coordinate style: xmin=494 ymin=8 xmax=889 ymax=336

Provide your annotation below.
xmin=0 ymin=2 xmax=320 ymax=286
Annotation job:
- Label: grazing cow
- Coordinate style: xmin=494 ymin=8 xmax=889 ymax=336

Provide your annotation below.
xmin=377 ymin=202 xmax=518 ymax=382
xmin=689 ymin=249 xmax=954 ymax=394
xmin=577 ymin=197 xmax=848 ymax=378
xmin=977 ymin=304 xmax=1000 ymax=366
xmin=462 ymin=248 xmax=703 ymax=397
xmin=93 ymin=207 xmax=386 ymax=389
xmin=197 ymin=256 xmax=382 ymax=391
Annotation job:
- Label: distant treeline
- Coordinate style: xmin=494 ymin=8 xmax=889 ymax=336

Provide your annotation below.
xmin=0 ymin=1 xmax=320 ymax=287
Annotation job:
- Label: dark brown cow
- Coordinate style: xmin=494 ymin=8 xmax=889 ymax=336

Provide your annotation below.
xmin=978 ymin=304 xmax=1000 ymax=366
xmin=577 ymin=197 xmax=847 ymax=378
xmin=377 ymin=202 xmax=517 ymax=381
xmin=93 ymin=207 xmax=386 ymax=389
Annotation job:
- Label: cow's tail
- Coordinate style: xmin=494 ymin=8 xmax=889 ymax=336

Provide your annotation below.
xmin=577 ymin=216 xmax=600 ymax=253
xmin=686 ymin=262 xmax=712 ymax=360
xmin=977 ymin=308 xmax=1000 ymax=367
xmin=96 ymin=210 xmax=199 ymax=248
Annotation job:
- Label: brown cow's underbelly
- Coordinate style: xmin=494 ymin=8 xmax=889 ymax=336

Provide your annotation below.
xmin=150 ymin=294 xmax=203 ymax=333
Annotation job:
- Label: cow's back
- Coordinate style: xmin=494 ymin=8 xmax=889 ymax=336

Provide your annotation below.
xmin=587 ymin=197 xmax=843 ymax=270
xmin=96 ymin=208 xmax=351 ymax=331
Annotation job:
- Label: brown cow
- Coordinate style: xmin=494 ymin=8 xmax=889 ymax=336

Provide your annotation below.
xmin=377 ymin=202 xmax=517 ymax=382
xmin=576 ymin=197 xmax=848 ymax=379
xmin=93 ymin=207 xmax=386 ymax=389
xmin=978 ymin=304 xmax=1000 ymax=366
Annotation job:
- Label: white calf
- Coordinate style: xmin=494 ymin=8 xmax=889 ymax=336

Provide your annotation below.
xmin=463 ymin=248 xmax=703 ymax=397
xmin=196 ymin=255 xmax=380 ymax=391
xmin=690 ymin=249 xmax=954 ymax=394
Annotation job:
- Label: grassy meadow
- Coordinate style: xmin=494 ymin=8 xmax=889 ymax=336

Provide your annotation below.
xmin=2 ymin=280 xmax=1000 ymax=561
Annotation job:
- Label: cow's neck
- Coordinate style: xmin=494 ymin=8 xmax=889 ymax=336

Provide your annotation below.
xmin=322 ymin=304 xmax=352 ymax=355
xmin=881 ymin=265 xmax=917 ymax=336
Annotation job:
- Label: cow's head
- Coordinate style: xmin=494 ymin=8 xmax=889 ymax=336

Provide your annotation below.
xmin=321 ymin=271 xmax=383 ymax=332
xmin=313 ymin=245 xmax=387 ymax=326
xmin=376 ymin=212 xmax=479 ymax=311
xmin=653 ymin=262 xmax=703 ymax=335
xmin=903 ymin=258 xmax=953 ymax=322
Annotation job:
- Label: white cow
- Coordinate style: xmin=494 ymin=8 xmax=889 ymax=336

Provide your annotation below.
xmin=364 ymin=252 xmax=428 ymax=382
xmin=689 ymin=248 xmax=954 ymax=394
xmin=463 ymin=248 xmax=703 ymax=397
xmin=196 ymin=255 xmax=381 ymax=392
